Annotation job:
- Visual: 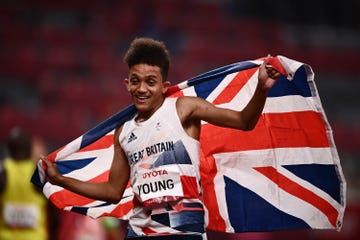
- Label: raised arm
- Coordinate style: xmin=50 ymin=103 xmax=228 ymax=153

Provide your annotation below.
xmin=42 ymin=127 xmax=130 ymax=204
xmin=237 ymin=55 xmax=281 ymax=129
xmin=177 ymin=56 xmax=281 ymax=132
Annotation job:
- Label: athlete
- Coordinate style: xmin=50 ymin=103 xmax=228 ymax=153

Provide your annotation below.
xmin=43 ymin=37 xmax=281 ymax=239
xmin=0 ymin=128 xmax=52 ymax=240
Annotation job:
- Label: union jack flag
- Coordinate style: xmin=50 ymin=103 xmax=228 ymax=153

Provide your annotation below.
xmin=31 ymin=56 xmax=346 ymax=233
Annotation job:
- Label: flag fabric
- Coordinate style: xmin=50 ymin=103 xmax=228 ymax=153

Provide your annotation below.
xmin=31 ymin=56 xmax=346 ymax=233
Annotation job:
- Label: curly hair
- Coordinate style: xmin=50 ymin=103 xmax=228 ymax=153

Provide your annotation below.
xmin=123 ymin=37 xmax=170 ymax=81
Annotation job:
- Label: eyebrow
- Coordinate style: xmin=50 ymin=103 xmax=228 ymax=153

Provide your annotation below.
xmin=130 ymin=72 xmax=158 ymax=79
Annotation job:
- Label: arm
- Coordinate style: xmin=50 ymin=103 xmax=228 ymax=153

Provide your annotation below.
xmin=237 ymin=55 xmax=281 ymax=129
xmin=178 ymin=56 xmax=281 ymax=131
xmin=43 ymin=127 xmax=130 ymax=204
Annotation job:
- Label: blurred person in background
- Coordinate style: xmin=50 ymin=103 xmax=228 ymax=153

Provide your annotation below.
xmin=0 ymin=127 xmax=57 ymax=240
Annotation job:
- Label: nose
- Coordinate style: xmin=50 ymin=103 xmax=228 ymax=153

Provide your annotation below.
xmin=137 ymin=81 xmax=147 ymax=93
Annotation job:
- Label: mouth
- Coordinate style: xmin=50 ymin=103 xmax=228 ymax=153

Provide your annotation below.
xmin=135 ymin=95 xmax=149 ymax=104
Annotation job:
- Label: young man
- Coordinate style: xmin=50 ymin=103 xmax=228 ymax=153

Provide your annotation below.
xmin=43 ymin=37 xmax=281 ymax=239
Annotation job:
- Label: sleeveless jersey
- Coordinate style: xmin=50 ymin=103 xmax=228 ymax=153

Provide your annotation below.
xmin=119 ymin=97 xmax=206 ymax=238
xmin=0 ymin=158 xmax=48 ymax=240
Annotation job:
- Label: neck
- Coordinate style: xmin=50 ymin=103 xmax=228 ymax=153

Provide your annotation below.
xmin=135 ymin=98 xmax=166 ymax=123
xmin=135 ymin=117 xmax=147 ymax=123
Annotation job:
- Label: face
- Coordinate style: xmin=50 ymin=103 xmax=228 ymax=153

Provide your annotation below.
xmin=124 ymin=63 xmax=170 ymax=119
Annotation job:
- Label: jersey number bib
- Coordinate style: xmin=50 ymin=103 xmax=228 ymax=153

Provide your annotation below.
xmin=134 ymin=165 xmax=184 ymax=206
xmin=3 ymin=203 xmax=39 ymax=228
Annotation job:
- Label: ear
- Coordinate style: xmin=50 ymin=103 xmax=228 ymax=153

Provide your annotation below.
xmin=124 ymin=78 xmax=130 ymax=91
xmin=162 ymin=81 xmax=171 ymax=94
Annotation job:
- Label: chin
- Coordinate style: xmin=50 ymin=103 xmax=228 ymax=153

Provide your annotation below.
xmin=134 ymin=103 xmax=149 ymax=111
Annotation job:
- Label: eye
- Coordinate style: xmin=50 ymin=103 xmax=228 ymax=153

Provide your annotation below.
xmin=130 ymin=78 xmax=139 ymax=85
xmin=147 ymin=80 xmax=156 ymax=86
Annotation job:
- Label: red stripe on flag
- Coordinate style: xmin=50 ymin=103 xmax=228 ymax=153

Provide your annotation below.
xmin=79 ymin=134 xmax=114 ymax=152
xmin=142 ymin=227 xmax=163 ymax=235
xmin=49 ymin=171 xmax=110 ymax=208
xmin=49 ymin=190 xmax=92 ymax=209
xmin=166 ymin=85 xmax=183 ymax=97
xmin=169 ymin=90 xmax=184 ymax=98
xmin=200 ymin=111 xmax=329 ymax=156
xmin=213 ymin=68 xmax=257 ymax=105
xmin=48 ymin=146 xmax=65 ymax=161
xmin=100 ymin=199 xmax=134 ymax=218
xmin=200 ymin=154 xmax=227 ymax=231
xmin=180 ymin=176 xmax=199 ymax=198
xmin=254 ymin=166 xmax=338 ymax=227
xmin=268 ymin=57 xmax=288 ymax=76
xmin=43 ymin=147 xmax=65 ymax=169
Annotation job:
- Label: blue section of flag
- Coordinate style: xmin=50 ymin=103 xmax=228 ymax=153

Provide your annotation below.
xmin=56 ymin=157 xmax=96 ymax=175
xmin=224 ymin=176 xmax=310 ymax=232
xmin=188 ymin=61 xmax=257 ymax=86
xmin=283 ymin=164 xmax=342 ymax=204
xmin=71 ymin=201 xmax=112 ymax=215
xmin=189 ymin=62 xmax=257 ymax=100
xmin=30 ymin=167 xmax=43 ymax=189
xmin=194 ymin=76 xmax=223 ymax=100
xmin=268 ymin=66 xmax=311 ymax=97
xmin=81 ymin=105 xmax=137 ymax=148
xmin=71 ymin=206 xmax=89 ymax=215
xmin=173 ymin=212 xmax=205 ymax=233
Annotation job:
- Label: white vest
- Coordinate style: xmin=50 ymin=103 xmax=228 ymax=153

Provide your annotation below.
xmin=119 ymin=97 xmax=201 ymax=206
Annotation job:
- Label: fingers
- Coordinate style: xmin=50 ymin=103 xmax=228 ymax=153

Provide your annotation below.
xmin=267 ymin=67 xmax=281 ymax=79
xmin=263 ymin=54 xmax=272 ymax=65
xmin=40 ymin=155 xmax=59 ymax=184
xmin=264 ymin=55 xmax=281 ymax=80
xmin=39 ymin=155 xmax=57 ymax=176
xmin=40 ymin=155 xmax=50 ymax=166
xmin=262 ymin=55 xmax=275 ymax=73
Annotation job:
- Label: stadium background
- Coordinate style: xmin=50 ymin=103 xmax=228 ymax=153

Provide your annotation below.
xmin=0 ymin=0 xmax=359 ymax=239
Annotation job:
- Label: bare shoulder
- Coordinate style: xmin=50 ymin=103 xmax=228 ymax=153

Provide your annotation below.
xmin=175 ymin=96 xmax=196 ymax=121
xmin=113 ymin=125 xmax=125 ymax=147
xmin=176 ymin=95 xmax=195 ymax=103
xmin=175 ymin=96 xmax=213 ymax=122
xmin=175 ymin=96 xmax=201 ymax=112
xmin=176 ymin=95 xmax=215 ymax=111
xmin=114 ymin=125 xmax=123 ymax=138
xmin=176 ymin=95 xmax=206 ymax=106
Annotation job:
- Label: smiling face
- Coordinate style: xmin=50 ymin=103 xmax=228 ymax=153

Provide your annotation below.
xmin=124 ymin=63 xmax=170 ymax=121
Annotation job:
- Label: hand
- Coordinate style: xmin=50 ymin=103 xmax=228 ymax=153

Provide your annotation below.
xmin=258 ymin=55 xmax=282 ymax=90
xmin=41 ymin=156 xmax=62 ymax=185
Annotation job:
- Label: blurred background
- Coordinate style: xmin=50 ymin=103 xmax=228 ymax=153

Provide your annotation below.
xmin=0 ymin=0 xmax=359 ymax=239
